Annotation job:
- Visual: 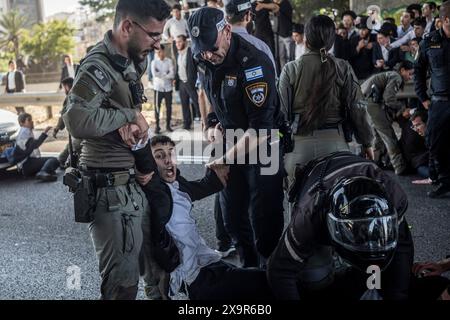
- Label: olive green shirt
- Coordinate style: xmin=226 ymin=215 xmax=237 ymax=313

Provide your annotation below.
xmin=278 ymin=51 xmax=374 ymax=147
xmin=63 ymin=31 xmax=147 ymax=169
xmin=360 ymin=71 xmax=405 ymax=112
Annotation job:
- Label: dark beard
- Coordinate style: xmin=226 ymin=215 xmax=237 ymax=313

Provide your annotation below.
xmin=128 ymin=36 xmax=148 ymax=64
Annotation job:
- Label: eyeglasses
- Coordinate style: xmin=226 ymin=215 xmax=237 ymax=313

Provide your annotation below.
xmin=131 ymin=21 xmax=162 ymax=43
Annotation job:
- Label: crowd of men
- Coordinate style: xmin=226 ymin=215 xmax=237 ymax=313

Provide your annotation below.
xmin=42 ymin=0 xmax=450 ymax=300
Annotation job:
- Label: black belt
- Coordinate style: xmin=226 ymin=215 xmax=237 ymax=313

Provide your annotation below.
xmin=82 ymin=168 xmax=135 ymax=188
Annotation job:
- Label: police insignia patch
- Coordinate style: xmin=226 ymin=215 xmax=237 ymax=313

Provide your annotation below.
xmin=225 ymin=76 xmax=237 ymax=87
xmin=244 ymin=66 xmax=264 ymax=82
xmin=245 ymin=82 xmax=267 ymax=107
xmin=87 ymin=65 xmax=109 ymax=88
xmin=191 ymin=27 xmax=200 ymax=38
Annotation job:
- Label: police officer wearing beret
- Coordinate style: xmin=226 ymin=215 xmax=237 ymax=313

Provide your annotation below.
xmin=188 ymin=7 xmax=284 ymax=267
xmin=63 ymin=0 xmax=171 ymax=299
xmin=415 ymin=1 xmax=450 ymax=198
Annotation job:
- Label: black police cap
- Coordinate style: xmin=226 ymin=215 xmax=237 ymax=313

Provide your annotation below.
xmin=188 ymin=7 xmax=227 ymax=57
xmin=224 ymin=0 xmax=252 ymax=15
xmin=356 ymin=16 xmax=369 ymax=30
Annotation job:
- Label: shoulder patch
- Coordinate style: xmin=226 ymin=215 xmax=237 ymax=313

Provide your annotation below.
xmin=245 ymin=82 xmax=267 ymax=107
xmin=85 ymin=65 xmax=111 ymax=92
xmin=244 ymin=66 xmax=264 ymax=82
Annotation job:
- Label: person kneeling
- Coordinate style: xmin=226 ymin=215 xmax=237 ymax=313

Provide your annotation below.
xmin=135 ymin=135 xmax=273 ymax=300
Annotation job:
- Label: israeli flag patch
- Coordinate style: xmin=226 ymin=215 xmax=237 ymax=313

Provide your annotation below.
xmin=245 ymin=66 xmax=264 ymax=82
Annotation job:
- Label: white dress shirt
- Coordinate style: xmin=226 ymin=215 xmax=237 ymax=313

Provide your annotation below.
xmin=151 ymin=57 xmax=175 ymax=92
xmin=16 ymin=127 xmax=41 ymax=169
xmin=397 ymin=25 xmax=413 ymax=39
xmin=390 ymin=30 xmax=415 ymax=49
xmin=381 ymin=45 xmax=390 ymax=62
xmin=295 ymin=42 xmax=306 ymax=60
xmin=67 ymin=64 xmax=75 ymax=78
xmin=7 ymin=72 xmax=16 ymax=90
xmin=177 ymin=49 xmax=188 ymax=83
xmin=165 ymin=181 xmax=221 ymax=299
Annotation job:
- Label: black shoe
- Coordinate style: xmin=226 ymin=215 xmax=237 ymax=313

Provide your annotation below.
xmin=155 ymin=127 xmax=161 ymax=134
xmin=36 ymin=171 xmax=58 ymax=182
xmin=427 ymin=183 xmax=450 ymax=198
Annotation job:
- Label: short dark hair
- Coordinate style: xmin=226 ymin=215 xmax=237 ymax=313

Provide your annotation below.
xmin=151 ymin=135 xmax=175 ymax=148
xmin=407 ymin=4 xmax=422 ymax=16
xmin=226 ymin=11 xmax=248 ymax=25
xmin=426 ymin=2 xmax=437 ymax=11
xmin=172 ymin=4 xmax=182 ymax=11
xmin=8 ymin=60 xmax=15 ymax=65
xmin=413 ymin=17 xmax=427 ymax=29
xmin=411 ymin=109 xmax=428 ymax=123
xmin=384 ymin=17 xmax=396 ymax=25
xmin=158 ymin=43 xmax=165 ymax=50
xmin=405 ymin=9 xmax=416 ymax=20
xmin=177 ymin=34 xmax=187 ymax=42
xmin=61 ymin=77 xmax=74 ymax=88
xmin=399 ymin=60 xmax=414 ymax=71
xmin=114 ymin=0 xmax=171 ymax=29
xmin=18 ymin=113 xmax=32 ymax=124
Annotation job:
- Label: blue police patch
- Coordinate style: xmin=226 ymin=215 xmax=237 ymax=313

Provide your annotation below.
xmin=245 ymin=66 xmax=264 ymax=82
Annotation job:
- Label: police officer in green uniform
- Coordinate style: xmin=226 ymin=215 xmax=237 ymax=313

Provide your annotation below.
xmin=361 ymin=61 xmax=415 ymax=175
xmin=63 ymin=0 xmax=171 ymax=300
xmin=415 ymin=1 xmax=450 ymax=198
xmin=188 ymin=7 xmax=285 ymax=267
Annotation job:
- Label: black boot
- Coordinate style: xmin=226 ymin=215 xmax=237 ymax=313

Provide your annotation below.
xmin=427 ymin=182 xmax=450 ymax=198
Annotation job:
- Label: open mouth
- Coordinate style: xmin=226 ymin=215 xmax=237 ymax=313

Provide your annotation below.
xmin=165 ymin=166 xmax=175 ymax=178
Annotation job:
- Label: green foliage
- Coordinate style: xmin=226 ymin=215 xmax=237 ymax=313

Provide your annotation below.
xmin=0 ymin=10 xmax=27 ymax=61
xmin=22 ymin=20 xmax=76 ymax=72
xmin=291 ymin=0 xmax=350 ymax=23
xmin=79 ymin=0 xmax=118 ymax=21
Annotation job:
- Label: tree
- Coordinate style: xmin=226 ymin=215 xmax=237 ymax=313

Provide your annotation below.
xmin=291 ymin=0 xmax=350 ymax=23
xmin=22 ymin=20 xmax=76 ymax=72
xmin=79 ymin=0 xmax=118 ymax=22
xmin=0 ymin=10 xmax=27 ymax=61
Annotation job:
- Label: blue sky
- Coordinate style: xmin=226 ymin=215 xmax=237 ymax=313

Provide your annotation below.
xmin=43 ymin=0 xmax=83 ymax=17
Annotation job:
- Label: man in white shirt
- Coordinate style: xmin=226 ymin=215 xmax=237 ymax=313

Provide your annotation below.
xmin=423 ymin=2 xmax=437 ymax=34
xmin=176 ymin=35 xmax=201 ymax=129
xmin=163 ymin=4 xmax=189 ymax=57
xmin=390 ymin=17 xmax=427 ymax=49
xmin=397 ymin=11 xmax=414 ymax=39
xmin=140 ymin=135 xmax=273 ymax=300
xmin=15 ymin=113 xmax=59 ymax=181
xmin=5 ymin=60 xmax=25 ymax=93
xmin=290 ymin=23 xmax=305 ymax=61
xmin=151 ymin=44 xmax=175 ymax=133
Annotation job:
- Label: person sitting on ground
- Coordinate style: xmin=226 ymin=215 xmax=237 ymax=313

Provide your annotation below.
xmin=133 ymin=135 xmax=274 ymax=300
xmin=53 ymin=77 xmax=82 ymax=168
xmin=14 ymin=113 xmax=59 ymax=182
xmin=398 ymin=109 xmax=432 ymax=184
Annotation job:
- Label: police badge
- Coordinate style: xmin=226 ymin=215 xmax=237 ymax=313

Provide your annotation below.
xmin=191 ymin=26 xmax=200 ymax=38
xmin=245 ymin=82 xmax=267 ymax=107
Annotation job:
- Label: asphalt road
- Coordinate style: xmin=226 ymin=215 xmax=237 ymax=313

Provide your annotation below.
xmin=0 ymin=164 xmax=449 ymax=300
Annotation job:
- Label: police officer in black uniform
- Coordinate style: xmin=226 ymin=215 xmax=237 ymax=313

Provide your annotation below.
xmin=187 ymin=7 xmax=284 ymax=267
xmin=415 ymin=1 xmax=450 ymax=198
